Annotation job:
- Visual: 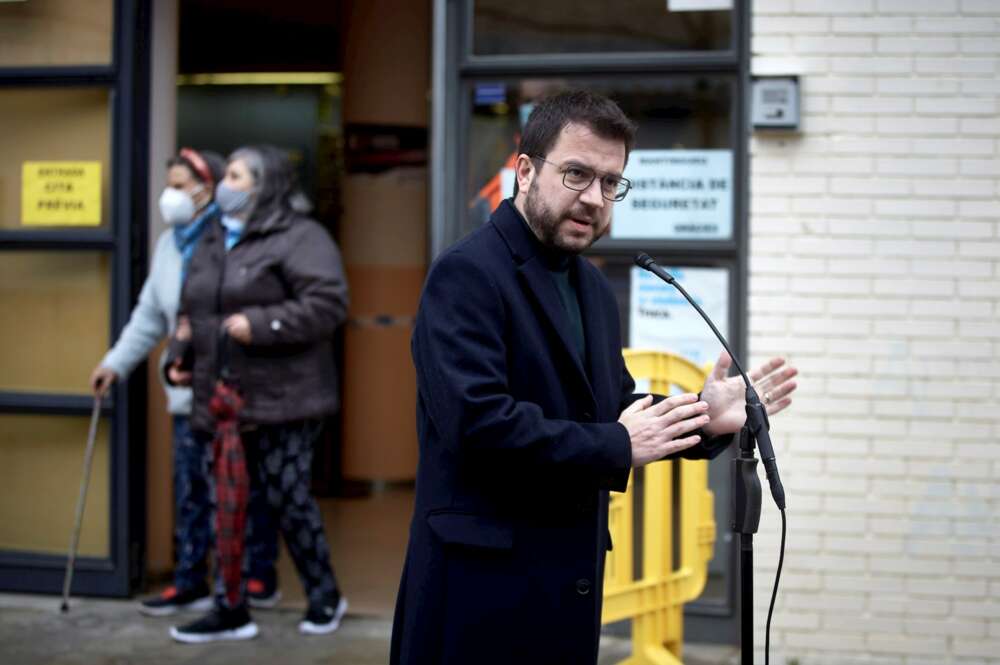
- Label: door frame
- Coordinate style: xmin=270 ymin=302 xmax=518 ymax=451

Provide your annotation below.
xmin=0 ymin=0 xmax=152 ymax=597
xmin=429 ymin=0 xmax=751 ymax=643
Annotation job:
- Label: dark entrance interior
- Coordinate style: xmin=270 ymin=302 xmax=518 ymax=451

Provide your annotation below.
xmin=156 ymin=0 xmax=431 ymax=615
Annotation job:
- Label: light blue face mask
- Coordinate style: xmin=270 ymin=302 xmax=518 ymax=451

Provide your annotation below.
xmin=215 ymin=182 xmax=252 ymax=214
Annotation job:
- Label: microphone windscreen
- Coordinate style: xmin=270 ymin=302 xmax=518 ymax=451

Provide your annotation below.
xmin=634 ymin=252 xmax=654 ymax=269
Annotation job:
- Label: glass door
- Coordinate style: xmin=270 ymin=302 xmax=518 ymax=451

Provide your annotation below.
xmin=0 ymin=0 xmax=151 ymax=597
xmin=432 ymin=0 xmax=749 ymax=643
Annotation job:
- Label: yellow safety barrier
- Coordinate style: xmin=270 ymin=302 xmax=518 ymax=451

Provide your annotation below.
xmin=602 ymin=350 xmax=718 ymax=665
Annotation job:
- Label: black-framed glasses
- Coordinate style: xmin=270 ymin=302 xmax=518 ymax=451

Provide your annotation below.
xmin=532 ymin=156 xmax=632 ymax=202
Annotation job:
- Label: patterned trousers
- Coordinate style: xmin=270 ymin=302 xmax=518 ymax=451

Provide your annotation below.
xmin=177 ymin=417 xmax=277 ymax=590
xmin=213 ymin=419 xmax=340 ymax=608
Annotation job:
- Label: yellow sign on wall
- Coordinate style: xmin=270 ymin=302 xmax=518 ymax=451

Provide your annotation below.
xmin=21 ymin=161 xmax=102 ymax=226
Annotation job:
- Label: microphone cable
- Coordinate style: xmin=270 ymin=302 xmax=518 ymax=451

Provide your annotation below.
xmin=765 ymin=509 xmax=786 ymax=665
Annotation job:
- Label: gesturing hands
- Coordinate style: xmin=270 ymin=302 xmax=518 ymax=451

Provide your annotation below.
xmin=699 ymin=351 xmax=798 ymax=437
xmin=619 ymin=393 xmax=710 ymax=468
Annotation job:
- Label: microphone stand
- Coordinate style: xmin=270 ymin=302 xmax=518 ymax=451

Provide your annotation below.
xmin=634 ymin=253 xmax=785 ymax=664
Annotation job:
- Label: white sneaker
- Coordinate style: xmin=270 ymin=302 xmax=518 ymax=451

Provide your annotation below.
xmin=298 ymin=596 xmax=348 ymax=635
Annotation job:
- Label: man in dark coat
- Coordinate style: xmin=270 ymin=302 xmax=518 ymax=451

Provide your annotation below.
xmin=391 ymin=90 xmax=797 ymax=664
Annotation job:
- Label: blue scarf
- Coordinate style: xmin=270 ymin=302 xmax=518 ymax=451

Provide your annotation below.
xmin=173 ymin=202 xmax=219 ymax=281
xmin=220 ymin=215 xmax=246 ymax=252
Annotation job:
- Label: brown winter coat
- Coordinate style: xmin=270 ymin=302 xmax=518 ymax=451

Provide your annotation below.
xmin=177 ymin=209 xmax=349 ymax=433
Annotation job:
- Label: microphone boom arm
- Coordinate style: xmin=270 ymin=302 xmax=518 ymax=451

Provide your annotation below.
xmin=634 ymin=252 xmax=785 ymax=511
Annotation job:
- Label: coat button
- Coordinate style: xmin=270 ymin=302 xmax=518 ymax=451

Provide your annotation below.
xmin=576 ymin=578 xmax=591 ymax=596
xmin=270 ymin=319 xmax=282 ymax=331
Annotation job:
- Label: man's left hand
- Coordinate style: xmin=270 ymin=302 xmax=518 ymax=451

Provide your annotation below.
xmin=700 ymin=351 xmax=798 ymax=437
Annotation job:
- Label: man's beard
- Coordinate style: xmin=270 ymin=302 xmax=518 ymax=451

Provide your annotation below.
xmin=523 ymin=188 xmax=600 ymax=255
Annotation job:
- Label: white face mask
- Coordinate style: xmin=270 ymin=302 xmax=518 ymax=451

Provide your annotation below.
xmin=158 ymin=186 xmax=203 ymax=226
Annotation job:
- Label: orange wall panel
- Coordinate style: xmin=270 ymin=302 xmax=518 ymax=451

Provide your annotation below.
xmin=145 ymin=344 xmax=173 ymax=576
xmin=346 ymin=265 xmax=425 ymax=317
xmin=341 ymin=324 xmax=419 ymax=481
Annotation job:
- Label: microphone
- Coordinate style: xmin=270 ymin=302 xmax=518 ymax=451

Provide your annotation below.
xmin=634 ymin=252 xmax=786 ymax=510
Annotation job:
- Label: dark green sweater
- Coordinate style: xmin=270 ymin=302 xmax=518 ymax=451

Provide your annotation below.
xmin=546 ymin=256 xmax=585 ymax=364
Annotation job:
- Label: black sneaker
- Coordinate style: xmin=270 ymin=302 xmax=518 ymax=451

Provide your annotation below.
xmin=169 ymin=605 xmax=259 ymax=644
xmin=247 ymin=577 xmax=282 ymax=609
xmin=137 ymin=584 xmax=212 ymax=617
xmin=298 ymin=595 xmax=348 ymax=635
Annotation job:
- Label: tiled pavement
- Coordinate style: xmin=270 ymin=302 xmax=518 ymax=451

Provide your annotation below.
xmin=0 ymin=592 xmax=738 ymax=665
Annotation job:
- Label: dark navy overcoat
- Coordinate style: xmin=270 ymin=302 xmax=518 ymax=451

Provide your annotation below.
xmin=390 ymin=200 xmax=726 ymax=665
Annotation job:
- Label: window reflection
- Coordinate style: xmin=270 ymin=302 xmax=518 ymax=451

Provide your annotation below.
xmin=0 ymin=252 xmax=111 ymax=394
xmin=0 ymin=88 xmax=112 ymax=232
xmin=0 ymin=0 xmax=113 ymax=67
xmin=0 ymin=415 xmax=110 ymax=558
xmin=465 ymin=77 xmax=733 ymax=238
xmin=473 ymin=0 xmax=731 ymax=56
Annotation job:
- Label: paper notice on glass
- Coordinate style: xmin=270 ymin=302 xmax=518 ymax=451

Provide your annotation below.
xmin=21 ymin=161 xmax=102 ymax=226
xmin=629 ymin=265 xmax=728 ymax=369
xmin=668 ymin=0 xmax=732 ymax=10
xmin=612 ymin=149 xmax=732 ymax=240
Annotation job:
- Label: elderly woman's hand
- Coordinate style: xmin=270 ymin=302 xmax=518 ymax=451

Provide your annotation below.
xmin=175 ymin=314 xmax=192 ymax=342
xmin=90 ymin=365 xmax=118 ymax=396
xmin=167 ymin=358 xmax=193 ymax=386
xmin=223 ymin=313 xmax=253 ymax=345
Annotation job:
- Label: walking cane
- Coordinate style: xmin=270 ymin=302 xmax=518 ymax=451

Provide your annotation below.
xmin=60 ymin=395 xmax=102 ymax=613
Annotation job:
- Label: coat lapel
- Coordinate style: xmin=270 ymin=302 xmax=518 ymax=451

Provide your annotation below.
xmin=492 ymin=200 xmax=598 ymax=411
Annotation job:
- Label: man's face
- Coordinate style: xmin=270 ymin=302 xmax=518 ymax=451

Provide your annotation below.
xmin=518 ymin=122 xmax=626 ymax=254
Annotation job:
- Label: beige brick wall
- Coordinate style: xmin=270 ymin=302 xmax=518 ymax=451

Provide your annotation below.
xmin=749 ymin=1 xmax=1000 ymax=663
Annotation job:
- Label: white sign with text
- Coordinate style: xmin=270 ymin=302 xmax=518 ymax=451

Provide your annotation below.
xmin=668 ymin=0 xmax=733 ymax=11
xmin=628 ymin=265 xmax=729 ymax=369
xmin=612 ymin=149 xmax=733 ymax=240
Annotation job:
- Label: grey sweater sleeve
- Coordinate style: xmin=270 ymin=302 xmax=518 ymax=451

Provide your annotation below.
xmin=100 ymin=250 xmax=170 ymax=379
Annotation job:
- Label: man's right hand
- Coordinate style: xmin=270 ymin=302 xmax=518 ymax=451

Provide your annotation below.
xmin=90 ymin=366 xmax=118 ymax=397
xmin=618 ymin=393 xmax=710 ymax=467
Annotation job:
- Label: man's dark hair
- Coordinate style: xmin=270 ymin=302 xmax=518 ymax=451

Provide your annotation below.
xmin=513 ymin=89 xmax=637 ymax=197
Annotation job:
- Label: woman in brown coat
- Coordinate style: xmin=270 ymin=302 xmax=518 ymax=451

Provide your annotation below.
xmin=167 ymin=145 xmax=349 ymax=643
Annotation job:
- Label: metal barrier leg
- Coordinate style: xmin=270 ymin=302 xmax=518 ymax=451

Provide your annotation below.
xmin=625 ymin=645 xmax=685 ymax=665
